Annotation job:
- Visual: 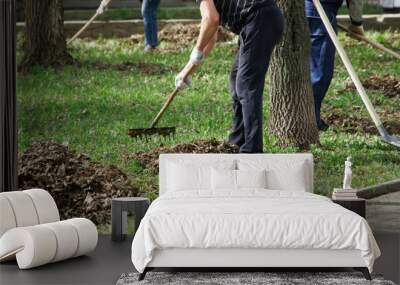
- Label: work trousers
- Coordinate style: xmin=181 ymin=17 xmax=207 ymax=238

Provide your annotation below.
xmin=305 ymin=0 xmax=343 ymax=127
xmin=228 ymin=4 xmax=284 ymax=153
xmin=141 ymin=0 xmax=160 ymax=47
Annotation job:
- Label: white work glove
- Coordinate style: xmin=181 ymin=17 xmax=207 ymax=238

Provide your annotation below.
xmin=174 ymin=47 xmax=203 ymax=90
xmin=175 ymin=72 xmax=192 ymax=90
xmin=97 ymin=0 xmax=109 ymax=15
xmin=189 ymin=47 xmax=204 ymax=66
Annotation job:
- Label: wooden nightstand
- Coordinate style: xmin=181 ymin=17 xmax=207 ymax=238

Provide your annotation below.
xmin=332 ymin=198 xmax=366 ymax=218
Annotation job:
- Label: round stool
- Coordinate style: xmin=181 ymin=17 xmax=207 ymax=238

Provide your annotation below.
xmin=111 ymin=197 xmax=150 ymax=242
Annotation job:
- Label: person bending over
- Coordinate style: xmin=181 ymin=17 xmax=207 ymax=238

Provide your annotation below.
xmin=305 ymin=0 xmax=364 ymax=131
xmin=175 ymin=0 xmax=284 ymax=153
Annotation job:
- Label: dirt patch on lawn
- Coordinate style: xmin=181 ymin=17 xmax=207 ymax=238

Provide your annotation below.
xmin=18 ymin=141 xmax=139 ymax=225
xmin=345 ymin=75 xmax=400 ymax=98
xmin=325 ymin=110 xmax=400 ymax=135
xmin=79 ymin=61 xmax=173 ymax=75
xmin=131 ymin=139 xmax=239 ymax=173
xmin=129 ymin=34 xmax=145 ymax=44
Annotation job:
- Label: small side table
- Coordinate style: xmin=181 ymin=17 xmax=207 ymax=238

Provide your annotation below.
xmin=112 ymin=197 xmax=150 ymax=242
xmin=332 ymin=198 xmax=366 ymax=218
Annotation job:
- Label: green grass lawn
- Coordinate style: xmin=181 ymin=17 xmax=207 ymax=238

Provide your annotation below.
xmin=17 ymin=30 xmax=400 ymax=201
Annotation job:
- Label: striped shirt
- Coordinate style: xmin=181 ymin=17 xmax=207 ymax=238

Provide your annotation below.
xmin=209 ymin=0 xmax=276 ymax=34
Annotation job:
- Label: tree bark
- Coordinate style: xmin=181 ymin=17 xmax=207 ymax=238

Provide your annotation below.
xmin=269 ymin=0 xmax=319 ymax=149
xmin=21 ymin=0 xmax=72 ymax=68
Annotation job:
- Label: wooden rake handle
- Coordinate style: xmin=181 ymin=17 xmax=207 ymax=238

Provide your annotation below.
xmin=337 ymin=23 xmax=400 ymax=60
xmin=149 ymin=63 xmax=198 ymax=128
xmin=67 ymin=0 xmax=112 ymax=45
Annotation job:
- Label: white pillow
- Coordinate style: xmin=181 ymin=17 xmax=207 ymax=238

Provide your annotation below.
xmin=167 ymin=160 xmax=235 ymax=191
xmin=237 ymin=169 xmax=267 ymax=189
xmin=211 ymin=168 xmax=268 ymax=190
xmin=211 ymin=168 xmax=236 ymax=190
xmin=238 ymin=159 xmax=308 ymax=191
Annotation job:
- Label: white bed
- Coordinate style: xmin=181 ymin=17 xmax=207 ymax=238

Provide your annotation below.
xmin=131 ymin=154 xmax=380 ymax=280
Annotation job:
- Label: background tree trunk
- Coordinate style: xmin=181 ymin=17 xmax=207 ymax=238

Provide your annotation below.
xmin=21 ymin=0 xmax=72 ymax=68
xmin=269 ymin=0 xmax=319 ymax=149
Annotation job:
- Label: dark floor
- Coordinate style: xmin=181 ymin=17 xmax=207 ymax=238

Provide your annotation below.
xmin=0 ymin=235 xmax=134 ymax=285
xmin=1 ymin=233 xmax=399 ymax=285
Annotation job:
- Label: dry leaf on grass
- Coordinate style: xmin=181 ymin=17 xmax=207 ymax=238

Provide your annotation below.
xmin=130 ymin=139 xmax=239 ymax=173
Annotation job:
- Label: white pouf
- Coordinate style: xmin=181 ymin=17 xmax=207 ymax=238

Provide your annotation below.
xmin=0 ymin=225 xmax=57 ymax=268
xmin=1 ymin=191 xmax=40 ymax=227
xmin=24 ymin=189 xmax=60 ymax=224
xmin=0 ymin=189 xmax=98 ymax=269
xmin=0 ymin=196 xmax=17 ymax=237
xmin=42 ymin=221 xmax=79 ymax=262
xmin=66 ymin=218 xmax=98 ymax=257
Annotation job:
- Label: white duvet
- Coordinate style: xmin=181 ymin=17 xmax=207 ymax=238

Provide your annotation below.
xmin=131 ymin=190 xmax=380 ymax=273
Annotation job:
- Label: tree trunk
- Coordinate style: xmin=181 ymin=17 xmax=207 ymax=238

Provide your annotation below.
xmin=269 ymin=0 xmax=319 ymax=149
xmin=21 ymin=0 xmax=72 ymax=68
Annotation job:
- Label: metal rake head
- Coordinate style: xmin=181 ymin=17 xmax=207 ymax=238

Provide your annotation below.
xmin=381 ymin=134 xmax=400 ymax=149
xmin=128 ymin=127 xmax=176 ymax=140
xmin=377 ymin=125 xmax=400 ymax=149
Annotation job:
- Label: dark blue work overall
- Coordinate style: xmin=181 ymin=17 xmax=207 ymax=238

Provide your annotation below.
xmin=305 ymin=0 xmax=344 ymax=128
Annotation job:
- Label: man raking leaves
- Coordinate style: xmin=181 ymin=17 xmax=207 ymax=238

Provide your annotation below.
xmin=312 ymin=0 xmax=400 ymax=148
xmin=176 ymin=0 xmax=284 ymax=153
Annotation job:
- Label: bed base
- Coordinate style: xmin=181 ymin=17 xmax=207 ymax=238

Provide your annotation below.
xmin=138 ymin=267 xmax=371 ymax=281
xmin=138 ymin=268 xmax=149 ymax=281
xmin=138 ymin=248 xmax=371 ymax=281
xmin=354 ymin=267 xmax=372 ymax=280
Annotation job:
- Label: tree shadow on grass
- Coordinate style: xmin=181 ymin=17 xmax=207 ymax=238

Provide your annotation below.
xmin=18 ymin=60 xmax=177 ymax=76
xmin=76 ymin=60 xmax=177 ymax=75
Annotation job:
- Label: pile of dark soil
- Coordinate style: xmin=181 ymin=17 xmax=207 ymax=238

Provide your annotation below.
xmin=18 ymin=141 xmax=138 ymax=225
xmin=130 ymin=24 xmax=235 ymax=46
xmin=345 ymin=75 xmax=400 ymax=98
xmin=159 ymin=23 xmax=199 ymax=45
xmin=325 ymin=111 xmax=400 ymax=135
xmin=159 ymin=24 xmax=235 ymax=45
xmin=131 ymin=139 xmax=239 ymax=173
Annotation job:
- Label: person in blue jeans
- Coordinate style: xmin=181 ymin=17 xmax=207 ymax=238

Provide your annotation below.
xmin=141 ymin=0 xmax=160 ymax=52
xmin=306 ymin=0 xmax=364 ymax=131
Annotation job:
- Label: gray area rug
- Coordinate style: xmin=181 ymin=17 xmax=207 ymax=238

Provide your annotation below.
xmin=116 ymin=272 xmax=396 ymax=285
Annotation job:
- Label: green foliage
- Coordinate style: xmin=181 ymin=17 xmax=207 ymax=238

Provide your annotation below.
xmin=17 ymin=31 xmax=400 ymax=200
xmin=338 ymin=4 xmax=383 ymax=15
